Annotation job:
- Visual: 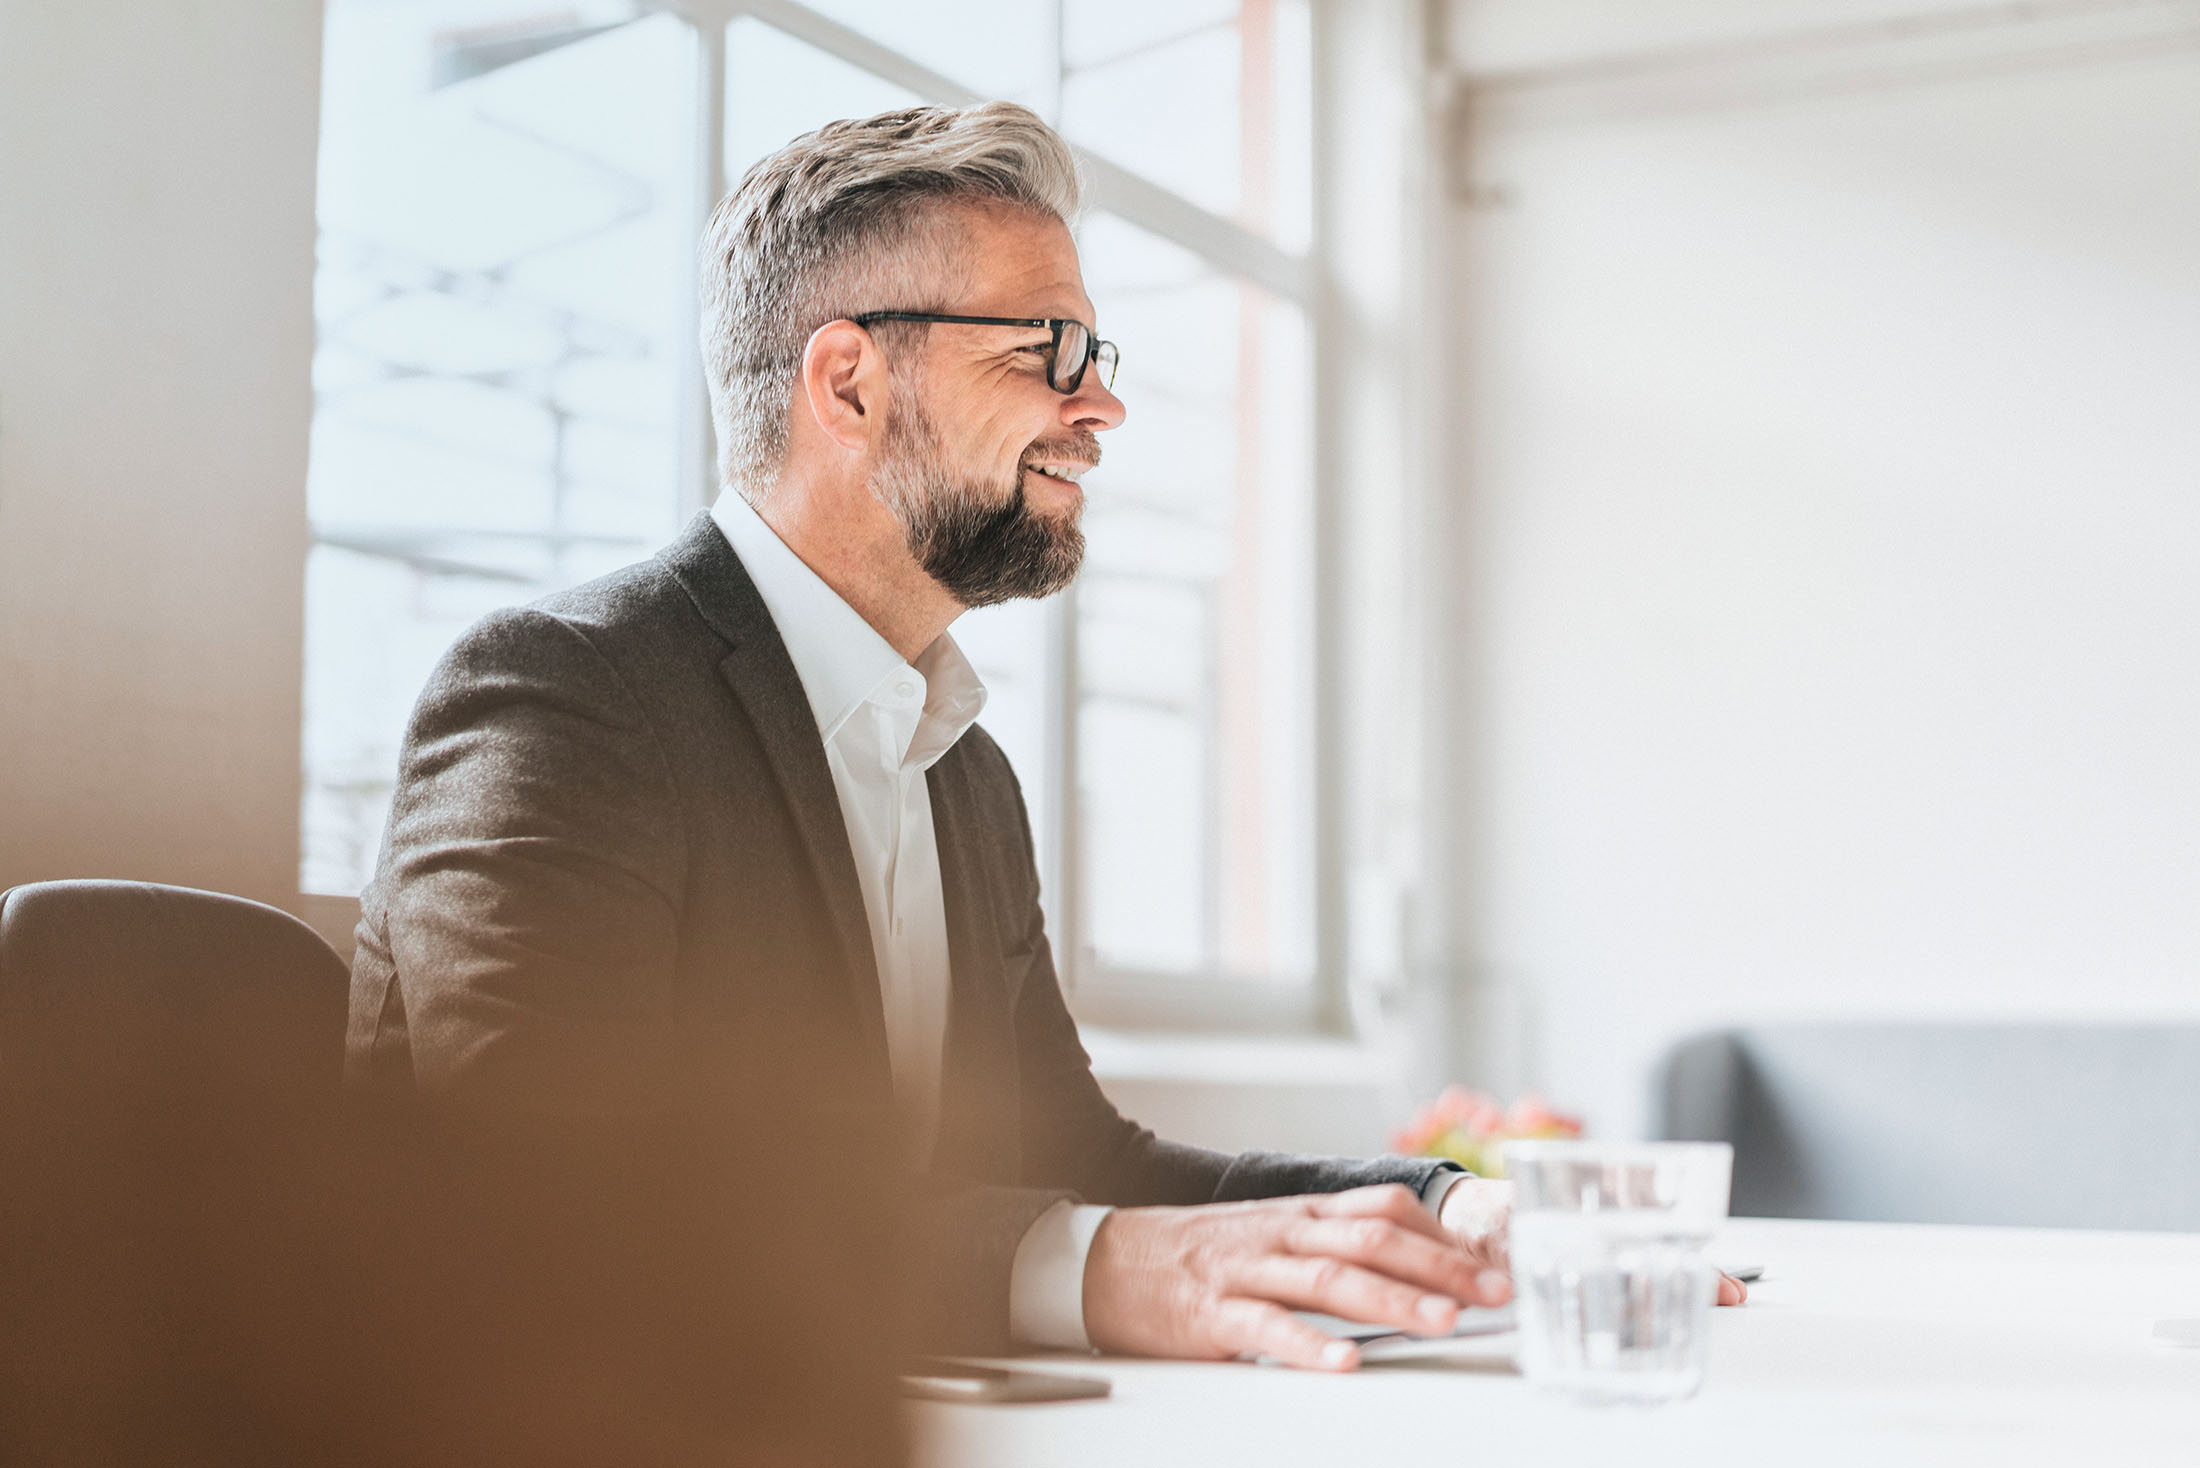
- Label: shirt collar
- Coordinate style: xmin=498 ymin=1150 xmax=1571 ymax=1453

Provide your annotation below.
xmin=906 ymin=633 xmax=988 ymax=770
xmin=709 ymin=488 xmax=987 ymax=759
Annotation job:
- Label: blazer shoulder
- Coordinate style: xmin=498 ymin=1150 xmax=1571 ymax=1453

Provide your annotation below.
xmin=420 ymin=547 xmax=719 ymax=709
xmin=404 ymin=557 xmax=708 ymax=783
xmin=529 ymin=551 xmax=706 ymax=648
xmin=425 ymin=594 xmax=653 ymax=717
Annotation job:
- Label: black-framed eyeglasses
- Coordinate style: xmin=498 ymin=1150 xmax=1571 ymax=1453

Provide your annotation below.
xmin=851 ymin=312 xmax=1120 ymax=395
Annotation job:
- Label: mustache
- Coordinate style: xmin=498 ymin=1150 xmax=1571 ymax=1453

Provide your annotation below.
xmin=1018 ymin=431 xmax=1102 ymax=472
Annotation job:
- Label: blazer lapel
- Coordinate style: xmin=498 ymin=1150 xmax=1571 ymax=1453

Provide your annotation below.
xmin=926 ymin=749 xmax=1018 ymax=1179
xmin=660 ymin=514 xmax=887 ymax=1055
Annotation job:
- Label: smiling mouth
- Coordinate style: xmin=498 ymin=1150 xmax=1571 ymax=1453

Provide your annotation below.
xmin=1025 ymin=462 xmax=1091 ymax=484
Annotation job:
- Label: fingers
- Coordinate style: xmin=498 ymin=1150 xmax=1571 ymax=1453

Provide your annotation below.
xmin=1717 ymin=1272 xmax=1749 ymax=1306
xmin=1463 ymin=1266 xmax=1512 ymax=1307
xmin=1284 ymin=1214 xmax=1481 ymax=1303
xmin=1437 ymin=1177 xmax=1515 ymax=1271
xmin=1210 ymin=1296 xmax=1361 ymax=1373
xmin=1234 ymin=1250 xmax=1462 ymax=1336
xmin=1296 ymin=1187 xmax=1512 ymax=1308
xmin=1305 ymin=1184 xmax=1451 ymax=1240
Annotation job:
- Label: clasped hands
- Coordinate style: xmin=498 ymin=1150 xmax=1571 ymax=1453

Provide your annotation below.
xmin=1082 ymin=1179 xmax=1747 ymax=1371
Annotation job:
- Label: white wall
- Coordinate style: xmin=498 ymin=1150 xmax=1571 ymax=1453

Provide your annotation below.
xmin=1445 ymin=1 xmax=2200 ymax=1138
xmin=0 ymin=1 xmax=323 ymax=913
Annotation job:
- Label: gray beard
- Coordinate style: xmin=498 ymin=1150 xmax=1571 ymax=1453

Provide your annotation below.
xmin=871 ymin=397 xmax=1087 ymax=609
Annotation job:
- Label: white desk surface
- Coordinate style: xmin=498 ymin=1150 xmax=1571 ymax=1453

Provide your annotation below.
xmin=912 ymin=1217 xmax=2200 ymax=1467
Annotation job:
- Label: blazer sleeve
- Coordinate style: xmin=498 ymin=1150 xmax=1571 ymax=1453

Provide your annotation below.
xmin=353 ymin=606 xmax=690 ymax=1116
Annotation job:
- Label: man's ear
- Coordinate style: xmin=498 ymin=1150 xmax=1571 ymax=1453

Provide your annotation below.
xmin=798 ymin=319 xmax=885 ymax=457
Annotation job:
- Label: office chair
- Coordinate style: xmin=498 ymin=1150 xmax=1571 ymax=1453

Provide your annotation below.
xmin=0 ymin=879 xmax=359 ymax=1464
xmin=0 ymin=878 xmax=348 ymax=1095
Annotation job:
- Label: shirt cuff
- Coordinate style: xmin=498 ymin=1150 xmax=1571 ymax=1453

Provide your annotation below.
xmin=1420 ymin=1165 xmax=1470 ymax=1217
xmin=1008 ymin=1201 xmax=1114 ymax=1350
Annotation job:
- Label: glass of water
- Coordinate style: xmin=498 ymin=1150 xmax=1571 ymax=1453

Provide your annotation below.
xmin=1504 ymin=1141 xmax=1734 ymax=1404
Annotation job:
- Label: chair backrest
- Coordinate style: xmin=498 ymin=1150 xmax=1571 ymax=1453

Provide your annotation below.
xmin=1656 ymin=1023 xmax=2200 ymax=1231
xmin=0 ymin=880 xmax=904 ymax=1465
xmin=0 ymin=878 xmax=348 ymax=1099
xmin=0 ymin=881 xmax=360 ymax=1460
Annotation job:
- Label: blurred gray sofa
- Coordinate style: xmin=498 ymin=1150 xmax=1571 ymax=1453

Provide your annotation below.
xmin=1654 ymin=1024 xmax=2200 ymax=1231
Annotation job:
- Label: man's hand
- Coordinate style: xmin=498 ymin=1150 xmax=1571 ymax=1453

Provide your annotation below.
xmin=1081 ymin=1185 xmax=1513 ymax=1372
xmin=1435 ymin=1175 xmax=1750 ymax=1306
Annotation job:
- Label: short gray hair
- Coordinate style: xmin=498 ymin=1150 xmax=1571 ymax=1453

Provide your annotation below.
xmin=699 ymin=102 xmax=1081 ymax=501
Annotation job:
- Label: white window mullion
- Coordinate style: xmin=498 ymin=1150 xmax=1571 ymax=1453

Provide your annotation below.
xmin=1076 ymin=152 xmax=1313 ymax=307
xmin=729 ymin=0 xmax=985 ymax=106
xmin=681 ymin=6 xmax=728 ymax=513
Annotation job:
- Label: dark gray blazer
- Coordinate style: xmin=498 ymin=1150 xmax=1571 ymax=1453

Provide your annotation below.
xmin=348 ymin=512 xmax=1452 ymax=1348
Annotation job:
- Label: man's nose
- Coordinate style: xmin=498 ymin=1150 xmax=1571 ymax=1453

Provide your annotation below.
xmin=1063 ymin=375 xmax=1126 ymax=433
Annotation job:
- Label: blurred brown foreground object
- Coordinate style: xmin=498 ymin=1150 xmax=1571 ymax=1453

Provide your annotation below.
xmin=0 ymin=881 xmax=902 ymax=1467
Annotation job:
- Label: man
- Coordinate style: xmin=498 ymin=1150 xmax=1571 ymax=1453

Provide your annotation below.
xmin=350 ymin=102 xmax=1734 ymax=1370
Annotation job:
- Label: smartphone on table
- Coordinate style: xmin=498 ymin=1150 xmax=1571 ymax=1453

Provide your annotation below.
xmin=899 ymin=1358 xmax=1112 ymax=1404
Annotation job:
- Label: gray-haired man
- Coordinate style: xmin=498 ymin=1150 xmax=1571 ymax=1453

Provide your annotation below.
xmin=350 ymin=103 xmax=1556 ymax=1369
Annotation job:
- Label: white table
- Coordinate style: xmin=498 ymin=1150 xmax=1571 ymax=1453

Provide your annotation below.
xmin=913 ymin=1218 xmax=2200 ymax=1467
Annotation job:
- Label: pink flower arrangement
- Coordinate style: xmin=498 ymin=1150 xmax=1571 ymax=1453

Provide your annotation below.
xmin=1391 ymin=1086 xmax=1583 ymax=1179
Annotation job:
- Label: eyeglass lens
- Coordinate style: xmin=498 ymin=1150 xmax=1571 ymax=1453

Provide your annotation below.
xmin=1052 ymin=322 xmax=1090 ymax=393
xmin=1050 ymin=322 xmax=1118 ymax=394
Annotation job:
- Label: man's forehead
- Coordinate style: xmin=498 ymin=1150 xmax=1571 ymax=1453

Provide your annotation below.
xmin=941 ymin=203 xmax=1096 ymax=324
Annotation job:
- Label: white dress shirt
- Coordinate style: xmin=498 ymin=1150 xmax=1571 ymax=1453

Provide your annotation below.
xmin=711 ymin=489 xmax=1107 ymax=1347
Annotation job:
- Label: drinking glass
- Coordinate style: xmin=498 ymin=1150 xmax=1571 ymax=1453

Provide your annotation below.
xmin=1504 ymin=1140 xmax=1733 ymax=1403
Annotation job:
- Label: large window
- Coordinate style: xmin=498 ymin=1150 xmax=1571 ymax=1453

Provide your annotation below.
xmin=304 ymin=0 xmax=1330 ymax=1028
xmin=304 ymin=1 xmax=697 ymax=892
